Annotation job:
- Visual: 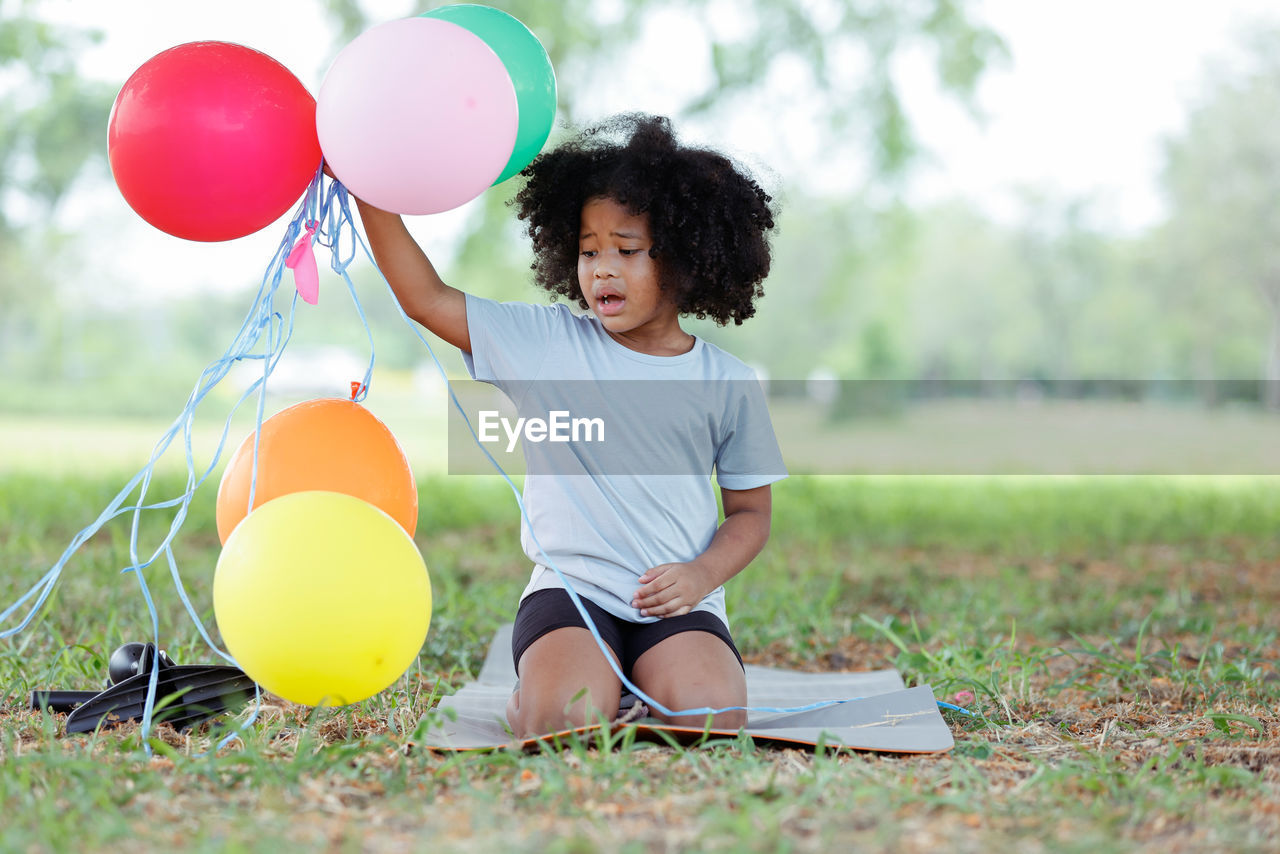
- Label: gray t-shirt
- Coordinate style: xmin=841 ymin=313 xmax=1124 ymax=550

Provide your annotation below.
xmin=462 ymin=294 xmax=787 ymax=629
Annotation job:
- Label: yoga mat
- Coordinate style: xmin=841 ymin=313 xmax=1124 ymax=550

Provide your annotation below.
xmin=418 ymin=625 xmax=955 ymax=753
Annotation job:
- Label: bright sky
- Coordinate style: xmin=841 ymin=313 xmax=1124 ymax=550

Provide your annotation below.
xmin=34 ymin=0 xmax=1280 ymax=302
xmin=901 ymin=0 xmax=1280 ymax=229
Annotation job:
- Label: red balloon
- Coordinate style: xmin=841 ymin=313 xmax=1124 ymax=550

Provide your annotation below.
xmin=108 ymin=42 xmax=321 ymax=242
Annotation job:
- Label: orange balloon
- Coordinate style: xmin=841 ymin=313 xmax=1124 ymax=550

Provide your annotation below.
xmin=216 ymin=398 xmax=418 ymax=544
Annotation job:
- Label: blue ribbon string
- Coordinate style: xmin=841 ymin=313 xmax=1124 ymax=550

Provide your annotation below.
xmin=0 ymin=168 xmax=344 ymax=749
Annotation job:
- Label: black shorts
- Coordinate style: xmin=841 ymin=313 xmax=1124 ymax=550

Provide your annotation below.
xmin=511 ymin=588 xmax=744 ymax=675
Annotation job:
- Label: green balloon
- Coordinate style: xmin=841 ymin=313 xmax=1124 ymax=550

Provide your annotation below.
xmin=422 ymin=4 xmax=557 ymax=185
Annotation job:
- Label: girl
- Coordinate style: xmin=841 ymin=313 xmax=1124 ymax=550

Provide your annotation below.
xmin=356 ymin=113 xmax=786 ymax=738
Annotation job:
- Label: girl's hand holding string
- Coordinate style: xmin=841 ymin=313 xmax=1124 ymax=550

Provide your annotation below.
xmin=631 ymin=562 xmax=717 ymax=618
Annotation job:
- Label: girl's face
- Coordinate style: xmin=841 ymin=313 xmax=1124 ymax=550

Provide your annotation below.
xmin=577 ymin=197 xmax=688 ymax=354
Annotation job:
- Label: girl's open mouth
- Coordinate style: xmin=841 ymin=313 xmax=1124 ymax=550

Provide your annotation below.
xmin=597 ymin=293 xmax=625 ymax=316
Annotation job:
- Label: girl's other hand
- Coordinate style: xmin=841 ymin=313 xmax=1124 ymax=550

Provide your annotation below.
xmin=631 ymin=562 xmax=714 ymax=618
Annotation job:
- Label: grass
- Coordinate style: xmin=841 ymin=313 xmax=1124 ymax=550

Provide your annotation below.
xmin=1 ymin=462 xmax=1279 ymax=851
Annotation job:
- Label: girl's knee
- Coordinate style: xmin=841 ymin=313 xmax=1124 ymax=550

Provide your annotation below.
xmin=631 ymin=633 xmax=747 ymax=729
xmin=638 ymin=679 xmax=746 ymax=729
xmin=506 ymin=684 xmax=619 ymax=738
xmin=656 ymin=699 xmax=746 ymax=731
xmin=714 ymin=707 xmax=747 ymax=730
xmin=509 ymin=626 xmax=623 ymax=737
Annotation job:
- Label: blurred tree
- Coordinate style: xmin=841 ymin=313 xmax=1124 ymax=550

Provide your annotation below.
xmin=327 ymin=0 xmax=1010 ymax=351
xmin=1073 ymin=233 xmax=1165 ymax=383
xmin=901 ymin=201 xmax=1036 ymax=382
xmin=0 ymin=0 xmax=115 ymax=380
xmin=1012 ymin=192 xmax=1108 ymax=383
xmin=1159 ymin=25 xmax=1280 ymax=408
xmin=0 ymin=5 xmax=111 ymax=208
xmin=709 ymin=195 xmax=874 ymax=379
xmin=325 ymin=0 xmax=1008 ymax=176
xmin=4 ymin=0 xmax=1012 ymax=413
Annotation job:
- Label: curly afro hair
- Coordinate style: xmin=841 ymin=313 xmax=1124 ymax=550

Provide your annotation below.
xmin=512 ymin=114 xmax=777 ymax=326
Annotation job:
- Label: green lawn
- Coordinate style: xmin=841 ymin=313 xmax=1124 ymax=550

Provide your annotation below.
xmin=2 ymin=463 xmax=1277 ymax=852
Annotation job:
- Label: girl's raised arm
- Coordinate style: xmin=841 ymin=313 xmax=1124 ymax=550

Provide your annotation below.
xmin=355 ymin=198 xmax=471 ymax=353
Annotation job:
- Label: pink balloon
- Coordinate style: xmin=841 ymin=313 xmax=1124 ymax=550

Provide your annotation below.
xmin=316 ymin=18 xmax=518 ymax=215
xmin=285 ymin=222 xmax=319 ymax=304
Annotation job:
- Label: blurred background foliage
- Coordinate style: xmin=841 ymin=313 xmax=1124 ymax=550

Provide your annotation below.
xmin=1 ymin=0 xmax=1278 ymax=418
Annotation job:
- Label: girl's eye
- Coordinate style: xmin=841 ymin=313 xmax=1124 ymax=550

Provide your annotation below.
xmin=580 ymin=250 xmax=597 ymax=258
xmin=620 ymin=248 xmax=639 ymax=255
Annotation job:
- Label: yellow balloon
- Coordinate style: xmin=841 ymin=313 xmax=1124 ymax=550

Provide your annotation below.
xmin=213 ymin=490 xmax=432 ymax=706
